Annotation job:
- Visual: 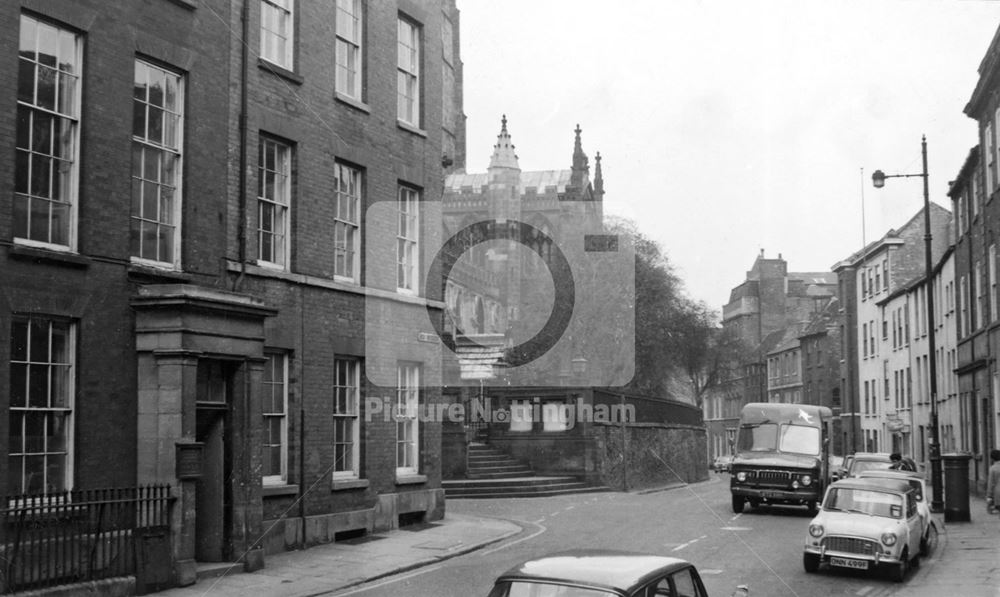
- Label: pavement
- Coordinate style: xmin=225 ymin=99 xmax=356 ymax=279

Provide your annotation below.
xmin=155 ymin=513 xmax=521 ymax=597
xmin=903 ymin=496 xmax=1000 ymax=596
xmin=154 ymin=488 xmax=1000 ymax=597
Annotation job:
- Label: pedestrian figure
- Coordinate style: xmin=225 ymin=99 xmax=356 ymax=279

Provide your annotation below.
xmin=988 ymin=449 xmax=1000 ymax=515
xmin=889 ymin=452 xmax=916 ymax=471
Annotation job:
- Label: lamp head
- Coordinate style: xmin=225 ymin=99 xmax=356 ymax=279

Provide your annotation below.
xmin=872 ymin=170 xmax=886 ymax=189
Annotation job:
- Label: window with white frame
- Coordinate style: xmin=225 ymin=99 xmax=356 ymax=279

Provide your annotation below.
xmin=335 ymin=0 xmax=362 ymax=99
xmin=9 ymin=316 xmax=74 ymax=495
xmin=333 ymin=163 xmax=361 ymax=281
xmin=992 ymin=244 xmax=998 ymax=322
xmin=988 ymin=122 xmax=996 ymax=193
xmin=262 ymin=351 xmax=288 ymax=485
xmin=976 ymin=261 xmax=984 ymax=330
xmin=258 ymin=136 xmax=291 ymax=268
xmin=131 ymin=60 xmax=183 ymax=267
xmin=397 ymin=186 xmax=419 ymax=292
xmin=995 ymin=108 xmax=1000 ymax=193
xmin=15 ymin=15 xmax=81 ymax=250
xmin=333 ymin=358 xmax=360 ymax=479
xmin=396 ymin=17 xmax=420 ymax=126
xmin=395 ymin=363 xmax=420 ymax=475
xmin=260 ymin=0 xmax=294 ymax=70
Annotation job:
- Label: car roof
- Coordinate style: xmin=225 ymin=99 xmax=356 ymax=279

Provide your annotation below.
xmin=856 ymin=469 xmax=923 ymax=482
xmin=830 ymin=477 xmax=912 ymax=493
xmin=495 ymin=549 xmax=692 ymax=592
xmin=851 ymin=452 xmax=892 ymax=461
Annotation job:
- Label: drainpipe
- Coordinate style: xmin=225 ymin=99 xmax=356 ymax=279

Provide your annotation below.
xmin=233 ymin=0 xmax=250 ymax=291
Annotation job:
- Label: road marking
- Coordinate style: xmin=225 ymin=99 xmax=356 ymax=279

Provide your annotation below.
xmin=719 ymin=526 xmax=752 ymax=531
xmin=699 ymin=569 xmax=724 ymax=575
xmin=671 ymin=534 xmax=708 ymax=552
xmin=856 ymin=586 xmax=874 ymax=595
xmin=729 ymin=513 xmax=743 ymax=522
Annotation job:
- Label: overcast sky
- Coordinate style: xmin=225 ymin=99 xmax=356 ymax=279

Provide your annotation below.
xmin=457 ymin=0 xmax=1000 ymax=311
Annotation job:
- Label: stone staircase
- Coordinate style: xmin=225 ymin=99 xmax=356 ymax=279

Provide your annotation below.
xmin=443 ymin=443 xmax=608 ymax=499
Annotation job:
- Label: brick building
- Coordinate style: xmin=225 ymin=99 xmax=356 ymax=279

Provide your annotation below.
xmin=1 ymin=0 xmax=464 ymax=591
xmin=832 ymin=204 xmax=953 ymax=457
xmin=706 ymin=253 xmax=837 ymax=462
xmin=954 ymin=23 xmax=1000 ymax=493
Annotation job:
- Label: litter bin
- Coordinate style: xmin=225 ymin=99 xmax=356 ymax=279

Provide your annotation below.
xmin=942 ymin=452 xmax=972 ymax=522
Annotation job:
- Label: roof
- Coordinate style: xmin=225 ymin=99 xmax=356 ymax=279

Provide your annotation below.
xmin=444 ymin=169 xmax=573 ymax=195
xmin=831 ymin=202 xmax=951 ymax=270
xmin=740 ymin=402 xmax=832 ymax=425
xmin=788 ymin=272 xmax=837 ymax=285
xmin=830 ymin=477 xmax=912 ymax=494
xmin=495 ymin=550 xmax=692 ymax=592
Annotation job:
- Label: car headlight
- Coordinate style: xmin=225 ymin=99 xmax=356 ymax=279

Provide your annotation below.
xmin=736 ymin=472 xmax=747 ymax=482
xmin=881 ymin=532 xmax=897 ymax=546
xmin=809 ymin=524 xmax=824 ymax=538
xmin=801 ymin=475 xmax=812 ymax=486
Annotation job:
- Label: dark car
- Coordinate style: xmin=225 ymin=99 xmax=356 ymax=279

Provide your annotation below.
xmin=844 ymin=452 xmax=893 ymax=477
xmin=487 ymin=549 xmax=748 ymax=597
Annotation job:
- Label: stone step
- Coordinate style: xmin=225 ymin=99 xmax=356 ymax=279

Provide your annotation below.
xmin=445 ymin=482 xmax=610 ymax=499
xmin=444 ymin=476 xmax=580 ymax=490
xmin=467 ymin=454 xmax=516 ymax=464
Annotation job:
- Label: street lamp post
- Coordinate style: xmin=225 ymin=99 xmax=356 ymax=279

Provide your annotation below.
xmin=871 ymin=135 xmax=944 ymax=513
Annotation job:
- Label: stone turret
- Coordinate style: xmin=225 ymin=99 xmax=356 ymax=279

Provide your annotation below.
xmin=569 ymin=123 xmax=589 ymax=192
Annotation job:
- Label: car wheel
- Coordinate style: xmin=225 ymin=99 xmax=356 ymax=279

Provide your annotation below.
xmin=920 ymin=523 xmax=938 ymax=557
xmin=889 ymin=549 xmax=909 ymax=582
xmin=806 ymin=501 xmax=818 ymax=515
xmin=803 ymin=553 xmax=820 ymax=573
xmin=731 ymin=495 xmax=744 ymax=514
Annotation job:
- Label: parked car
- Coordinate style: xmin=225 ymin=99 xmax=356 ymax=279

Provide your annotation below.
xmin=844 ymin=452 xmax=893 ymax=477
xmin=803 ymin=478 xmax=923 ymax=582
xmin=856 ymin=469 xmax=938 ymax=556
xmin=712 ymin=455 xmax=733 ymax=473
xmin=831 ymin=454 xmax=854 ymax=481
xmin=486 ymin=549 xmax=749 ymax=597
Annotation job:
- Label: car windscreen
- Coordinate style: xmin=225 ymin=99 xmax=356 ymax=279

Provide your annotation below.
xmin=738 ymin=422 xmax=818 ymax=455
xmin=489 ymin=581 xmax=618 ymax=597
xmin=850 ymin=460 xmax=891 ymax=475
xmin=824 ymin=488 xmax=904 ymax=518
xmin=779 ymin=424 xmax=820 ymax=455
xmin=737 ymin=423 xmax=778 ymax=451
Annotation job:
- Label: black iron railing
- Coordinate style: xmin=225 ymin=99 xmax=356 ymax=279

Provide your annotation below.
xmin=0 ymin=485 xmax=173 ymax=593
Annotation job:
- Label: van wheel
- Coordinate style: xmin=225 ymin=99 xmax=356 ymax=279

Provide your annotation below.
xmin=731 ymin=495 xmax=744 ymax=514
xmin=803 ymin=553 xmax=820 ymax=573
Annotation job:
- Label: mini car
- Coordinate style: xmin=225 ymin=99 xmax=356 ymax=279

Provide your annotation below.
xmin=712 ymin=455 xmax=733 ymax=473
xmin=856 ymin=469 xmax=938 ymax=556
xmin=487 ymin=549 xmax=749 ymax=597
xmin=844 ymin=452 xmax=893 ymax=477
xmin=803 ymin=478 xmax=923 ymax=582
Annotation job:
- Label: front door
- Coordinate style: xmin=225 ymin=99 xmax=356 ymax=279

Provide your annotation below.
xmin=194 ymin=360 xmax=232 ymax=562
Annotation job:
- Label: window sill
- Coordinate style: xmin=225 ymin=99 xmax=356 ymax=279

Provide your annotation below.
xmin=397 ymin=120 xmax=427 ymax=138
xmin=127 ymin=263 xmax=192 ymax=283
xmin=332 ymin=478 xmax=369 ymax=491
xmin=262 ymin=484 xmax=299 ymax=497
xmin=335 ymin=93 xmax=371 ymax=114
xmin=395 ymin=474 xmax=427 ymax=486
xmin=258 ymin=58 xmax=304 ymax=85
xmin=8 ymin=243 xmax=91 ymax=268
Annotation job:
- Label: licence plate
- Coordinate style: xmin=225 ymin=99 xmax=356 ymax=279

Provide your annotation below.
xmin=830 ymin=557 xmax=868 ymax=570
